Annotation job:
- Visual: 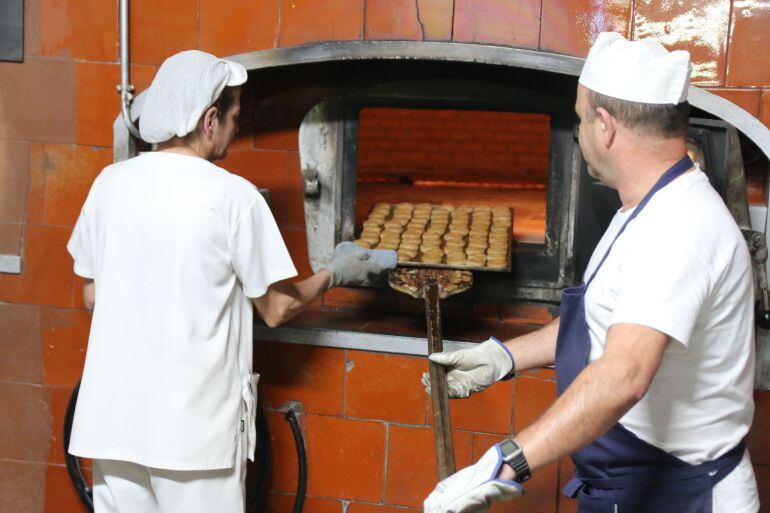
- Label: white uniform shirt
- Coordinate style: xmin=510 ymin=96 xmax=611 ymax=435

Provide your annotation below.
xmin=67 ymin=152 xmax=297 ymax=470
xmin=583 ymin=167 xmax=758 ymax=512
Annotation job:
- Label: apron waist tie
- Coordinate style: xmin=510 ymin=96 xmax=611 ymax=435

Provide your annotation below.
xmin=241 ymin=373 xmax=260 ymax=462
xmin=563 ymin=439 xmax=745 ymax=497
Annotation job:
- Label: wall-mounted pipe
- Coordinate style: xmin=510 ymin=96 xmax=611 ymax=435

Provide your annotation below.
xmin=118 ymin=0 xmax=142 ymax=139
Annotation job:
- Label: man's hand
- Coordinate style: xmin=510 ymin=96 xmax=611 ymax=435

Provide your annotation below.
xmin=424 ymin=444 xmax=524 ymax=513
xmin=421 ymin=338 xmax=514 ymax=398
xmin=321 ymin=252 xmax=392 ymax=289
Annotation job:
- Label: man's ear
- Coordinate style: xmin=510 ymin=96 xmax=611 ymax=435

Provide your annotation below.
xmin=594 ymin=107 xmax=617 ymax=149
xmin=201 ymin=105 xmax=219 ymax=139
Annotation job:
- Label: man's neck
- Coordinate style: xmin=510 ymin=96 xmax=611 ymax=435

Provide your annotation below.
xmin=155 ymin=138 xmax=212 ymax=161
xmin=614 ymin=139 xmax=689 ymax=211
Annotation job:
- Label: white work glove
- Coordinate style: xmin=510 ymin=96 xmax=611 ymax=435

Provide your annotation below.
xmin=422 ymin=338 xmax=514 ymax=398
xmin=320 ymin=252 xmax=391 ymax=289
xmin=424 ymin=444 xmax=524 ymax=513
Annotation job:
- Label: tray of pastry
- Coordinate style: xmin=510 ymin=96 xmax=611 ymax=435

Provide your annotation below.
xmin=353 ymin=202 xmax=512 ymax=272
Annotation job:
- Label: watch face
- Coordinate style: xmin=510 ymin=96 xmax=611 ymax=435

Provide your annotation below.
xmin=500 ymin=439 xmax=521 ymax=460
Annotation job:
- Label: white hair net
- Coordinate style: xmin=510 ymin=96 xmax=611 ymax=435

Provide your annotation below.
xmin=139 ymin=50 xmax=248 ymax=143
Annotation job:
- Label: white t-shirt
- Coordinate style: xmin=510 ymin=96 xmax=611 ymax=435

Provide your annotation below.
xmin=583 ymin=168 xmax=758 ymax=512
xmin=66 ymin=152 xmax=297 ymax=470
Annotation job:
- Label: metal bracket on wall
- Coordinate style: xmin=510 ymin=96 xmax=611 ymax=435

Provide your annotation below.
xmin=0 ymin=0 xmax=23 ymax=62
xmin=0 ymin=254 xmax=22 ymax=274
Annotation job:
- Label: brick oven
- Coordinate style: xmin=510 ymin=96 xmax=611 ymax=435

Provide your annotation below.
xmin=3 ymin=1 xmax=770 ymax=512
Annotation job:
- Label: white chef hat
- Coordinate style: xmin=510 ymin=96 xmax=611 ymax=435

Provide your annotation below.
xmin=139 ymin=50 xmax=248 ymax=143
xmin=579 ymin=32 xmax=692 ymax=105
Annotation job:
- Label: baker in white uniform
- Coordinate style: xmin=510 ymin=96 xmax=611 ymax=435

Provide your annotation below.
xmin=66 ymin=50 xmax=391 ymax=513
xmin=421 ymin=33 xmax=759 ymax=513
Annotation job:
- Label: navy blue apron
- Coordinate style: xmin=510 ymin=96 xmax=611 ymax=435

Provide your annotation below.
xmin=555 ymin=155 xmax=746 ymax=513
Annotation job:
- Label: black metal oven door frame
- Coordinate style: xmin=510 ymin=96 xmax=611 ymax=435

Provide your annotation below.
xmin=299 ymin=78 xmax=583 ymax=303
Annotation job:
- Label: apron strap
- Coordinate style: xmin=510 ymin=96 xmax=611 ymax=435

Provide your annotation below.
xmin=584 ymin=155 xmax=693 ymax=290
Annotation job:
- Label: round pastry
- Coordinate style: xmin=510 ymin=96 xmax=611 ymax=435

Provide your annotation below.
xmin=465 ymin=250 xmax=485 ymax=261
xmin=363 ymin=218 xmax=383 ymax=228
xmin=353 ymin=239 xmax=371 ymax=249
xmin=487 ymin=252 xmax=508 ymax=263
xmin=380 ymin=237 xmax=401 ymax=247
xmin=467 ymin=241 xmax=488 ymax=251
xmin=445 ymin=256 xmax=467 ymax=266
xmin=488 ymin=235 xmax=509 ymax=245
xmin=381 ymin=228 xmax=403 ymax=237
xmin=449 ymin=226 xmax=469 ymax=235
xmin=466 ymin=256 xmax=486 ymax=267
xmin=488 ymin=239 xmax=508 ymax=248
xmin=444 ymin=232 xmax=465 ymax=242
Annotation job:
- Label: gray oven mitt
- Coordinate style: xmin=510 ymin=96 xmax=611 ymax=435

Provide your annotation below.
xmin=320 ymin=242 xmax=397 ymax=289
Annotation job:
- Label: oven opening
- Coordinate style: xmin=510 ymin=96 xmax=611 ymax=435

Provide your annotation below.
xmin=355 ymin=107 xmax=551 ymax=246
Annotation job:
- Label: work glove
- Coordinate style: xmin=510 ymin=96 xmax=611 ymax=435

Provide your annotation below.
xmin=320 ymin=252 xmax=392 ymax=289
xmin=422 ymin=338 xmax=514 ymax=398
xmin=424 ymin=444 xmax=524 ymax=513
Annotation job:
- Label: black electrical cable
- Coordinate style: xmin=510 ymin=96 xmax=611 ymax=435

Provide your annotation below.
xmin=285 ymin=409 xmax=308 ymax=513
xmin=247 ymin=403 xmax=272 ymax=512
xmin=63 ymin=381 xmax=94 ymax=512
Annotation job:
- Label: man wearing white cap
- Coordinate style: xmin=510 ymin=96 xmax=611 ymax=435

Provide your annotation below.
xmin=66 ymin=50 xmax=391 ymax=513
xmin=422 ymin=33 xmax=759 ymax=513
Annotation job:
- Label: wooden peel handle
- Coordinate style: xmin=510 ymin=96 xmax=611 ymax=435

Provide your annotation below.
xmin=424 ymin=278 xmax=456 ymax=480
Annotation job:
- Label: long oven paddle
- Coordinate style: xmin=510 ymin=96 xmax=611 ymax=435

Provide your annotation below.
xmin=388 ymin=268 xmax=473 ymax=479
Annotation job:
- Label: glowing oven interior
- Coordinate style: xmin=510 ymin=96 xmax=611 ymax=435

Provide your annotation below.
xmin=354 ymin=108 xmax=551 ymax=245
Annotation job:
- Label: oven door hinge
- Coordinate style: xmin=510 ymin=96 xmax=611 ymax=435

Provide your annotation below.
xmin=742 ymin=228 xmax=770 ymax=328
xmin=303 ymin=167 xmax=321 ymax=198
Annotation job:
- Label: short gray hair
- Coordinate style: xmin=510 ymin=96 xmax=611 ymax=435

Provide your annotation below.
xmin=586 ymin=89 xmax=690 ymax=138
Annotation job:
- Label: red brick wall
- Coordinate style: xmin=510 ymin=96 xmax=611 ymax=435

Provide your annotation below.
xmin=358 ymin=108 xmax=551 ymax=186
xmin=254 ymin=343 xmax=571 ymax=512
xmin=1 ymin=1 xmax=770 ymax=512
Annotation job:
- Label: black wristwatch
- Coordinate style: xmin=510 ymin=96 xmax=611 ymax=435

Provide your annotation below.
xmin=498 ymin=438 xmax=531 ymax=483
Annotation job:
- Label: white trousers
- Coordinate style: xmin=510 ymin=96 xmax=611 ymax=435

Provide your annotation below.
xmin=93 ymin=432 xmax=247 ymax=513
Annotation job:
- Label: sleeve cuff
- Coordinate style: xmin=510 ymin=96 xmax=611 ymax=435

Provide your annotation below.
xmin=73 ymin=263 xmax=94 ymax=279
xmin=242 ymin=267 xmax=298 ymax=298
xmin=490 ymin=336 xmax=516 ymax=380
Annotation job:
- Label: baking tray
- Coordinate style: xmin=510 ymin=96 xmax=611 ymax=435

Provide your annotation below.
xmin=356 ymin=204 xmax=513 ymax=273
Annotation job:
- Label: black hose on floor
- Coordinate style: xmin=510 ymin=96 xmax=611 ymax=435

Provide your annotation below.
xmin=63 ymin=381 xmax=94 ymax=512
xmin=285 ymin=409 xmax=307 ymax=513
